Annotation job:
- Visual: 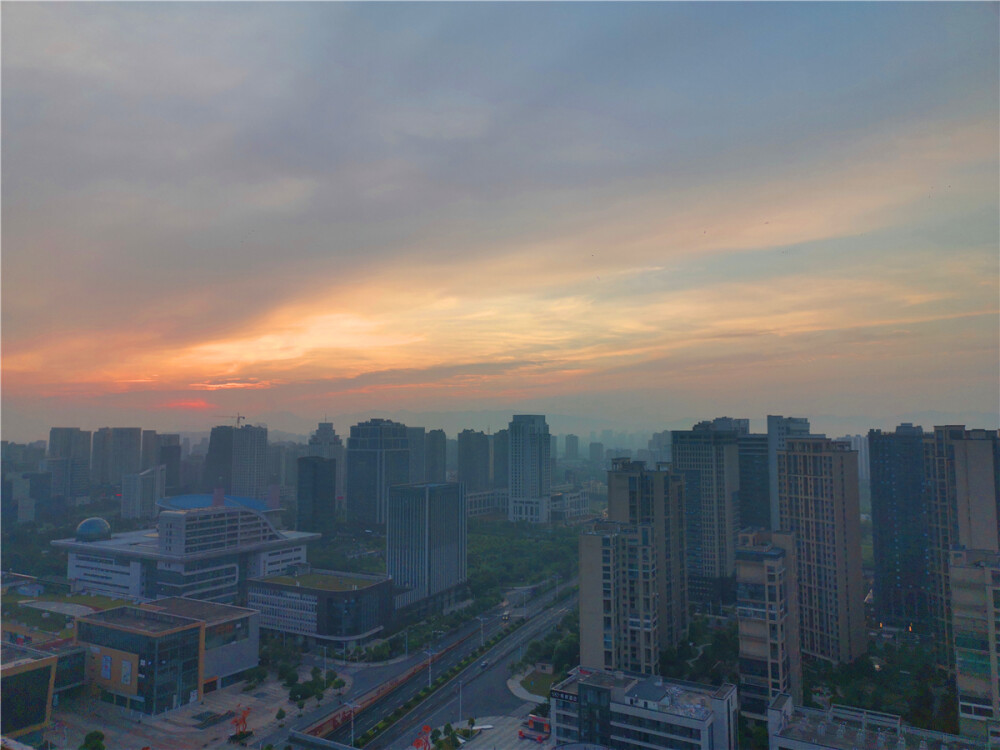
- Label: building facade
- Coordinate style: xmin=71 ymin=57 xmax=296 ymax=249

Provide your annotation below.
xmin=736 ymin=529 xmax=801 ymax=721
xmin=297 ymin=456 xmax=337 ymax=538
xmin=777 ymin=438 xmax=865 ymax=664
xmin=387 ymin=483 xmax=467 ymax=613
xmin=767 ymin=416 xmax=812 ymax=530
xmin=671 ymin=426 xmax=740 ymax=608
xmin=551 ymin=669 xmax=738 ymax=750
xmin=346 ymin=419 xmax=410 ymax=527
xmin=425 ymin=429 xmax=447 ymax=484
xmin=509 ymin=415 xmax=552 ymax=523
xmin=231 ymin=425 xmax=268 ymax=500
xmin=122 ymin=465 xmax=166 ymax=520
xmin=458 ymin=430 xmax=491 ymax=492
xmin=247 ymin=568 xmax=393 ymax=649
xmin=868 ymin=424 xmax=930 ymax=632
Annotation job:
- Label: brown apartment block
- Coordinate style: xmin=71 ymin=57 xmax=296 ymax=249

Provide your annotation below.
xmin=777 ymin=437 xmax=865 ymax=665
xmin=925 ymin=427 xmax=1000 ymax=672
xmin=736 ymin=528 xmax=802 ymax=721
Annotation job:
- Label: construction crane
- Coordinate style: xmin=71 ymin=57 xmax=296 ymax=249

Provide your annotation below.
xmin=214 ymin=413 xmax=246 ymax=428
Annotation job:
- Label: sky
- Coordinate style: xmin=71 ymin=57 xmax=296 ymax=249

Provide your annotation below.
xmin=2 ymin=2 xmax=998 ymax=441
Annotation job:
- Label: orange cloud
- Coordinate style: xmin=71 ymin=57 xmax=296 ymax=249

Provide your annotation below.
xmin=155 ymin=398 xmax=217 ymax=410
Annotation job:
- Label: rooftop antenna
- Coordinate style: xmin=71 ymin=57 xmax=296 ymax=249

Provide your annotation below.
xmin=214 ymin=413 xmax=246 ymax=428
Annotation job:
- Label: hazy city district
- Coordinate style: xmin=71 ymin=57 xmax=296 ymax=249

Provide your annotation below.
xmin=2 ymin=415 xmax=997 ymax=750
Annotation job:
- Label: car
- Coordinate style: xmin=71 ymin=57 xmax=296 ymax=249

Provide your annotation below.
xmin=480 ymin=659 xmax=490 ymax=668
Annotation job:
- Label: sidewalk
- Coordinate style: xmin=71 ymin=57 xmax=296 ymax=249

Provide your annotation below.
xmin=507 ymin=669 xmax=546 ymax=703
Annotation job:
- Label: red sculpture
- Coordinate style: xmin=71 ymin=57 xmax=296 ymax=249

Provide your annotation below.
xmin=413 ymin=724 xmax=432 ymax=750
xmin=231 ymin=705 xmax=251 ymax=734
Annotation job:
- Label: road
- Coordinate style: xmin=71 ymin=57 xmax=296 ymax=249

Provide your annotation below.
xmin=370 ymin=594 xmax=577 ymax=750
xmin=255 ymin=581 xmax=576 ymax=749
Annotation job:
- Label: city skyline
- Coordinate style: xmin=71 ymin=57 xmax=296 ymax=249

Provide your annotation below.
xmin=3 ymin=3 xmax=998 ymax=441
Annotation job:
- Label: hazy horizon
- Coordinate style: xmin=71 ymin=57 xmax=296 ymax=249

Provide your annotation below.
xmin=3 ymin=3 xmax=998 ymax=442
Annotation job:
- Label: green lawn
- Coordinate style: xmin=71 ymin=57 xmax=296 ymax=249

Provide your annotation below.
xmin=520 ymin=670 xmax=557 ymax=697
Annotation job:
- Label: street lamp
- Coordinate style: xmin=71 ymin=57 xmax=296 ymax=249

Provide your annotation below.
xmin=425 ymin=648 xmax=435 ymax=689
xmin=457 ymin=679 xmax=463 ymax=724
xmin=322 ymin=644 xmax=328 ymax=677
xmin=476 ymin=615 xmax=489 ymax=647
xmin=345 ymin=699 xmax=360 ymax=746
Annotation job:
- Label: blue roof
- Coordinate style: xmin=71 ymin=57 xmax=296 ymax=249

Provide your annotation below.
xmin=157 ymin=494 xmax=268 ymax=512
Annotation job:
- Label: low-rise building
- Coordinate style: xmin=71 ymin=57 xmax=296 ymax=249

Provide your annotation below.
xmin=53 ymin=504 xmax=318 ymax=604
xmin=1 ymin=644 xmax=58 ymax=739
xmin=767 ymin=695 xmax=986 ymax=750
xmin=247 ymin=568 xmax=393 ymax=649
xmin=551 ymin=668 xmax=738 ymax=750
xmin=465 ymin=487 xmax=509 ymax=517
xmin=74 ymin=599 xmax=259 ymax=714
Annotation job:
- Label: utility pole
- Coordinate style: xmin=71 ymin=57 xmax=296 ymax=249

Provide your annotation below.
xmin=323 ymin=645 xmax=327 ymax=676
xmin=426 ymin=648 xmax=435 ymax=688
xmin=458 ymin=680 xmax=463 ymax=724
xmin=346 ymin=700 xmax=360 ymax=746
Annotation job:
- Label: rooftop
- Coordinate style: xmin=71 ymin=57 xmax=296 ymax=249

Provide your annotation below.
xmin=157 ymin=493 xmax=267 ymax=512
xmin=260 ymin=571 xmax=386 ymax=591
xmin=774 ymin=703 xmax=986 ymax=750
xmin=141 ymin=597 xmax=256 ymax=625
xmin=78 ymin=606 xmax=198 ymax=635
xmin=0 ymin=643 xmax=55 ymax=670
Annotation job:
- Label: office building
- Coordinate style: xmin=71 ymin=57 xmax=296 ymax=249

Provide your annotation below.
xmin=387 ymin=483 xmax=467 ymax=614
xmin=580 ymin=521 xmax=661 ymax=674
xmin=407 ymin=426 xmax=426 ymax=484
xmin=550 ymin=668 xmax=738 ymax=750
xmin=590 ymin=441 xmax=606 ymax=468
xmin=458 ymin=429 xmax=491 ymax=492
xmin=158 ymin=442 xmax=182 ymax=496
xmin=738 ymin=434 xmax=770 ymax=530
xmin=53 ymin=502 xmax=319 ymax=603
xmin=346 ymin=419 xmax=409 ymax=527
xmin=425 ymin=429 xmax=447 ymax=484
xmin=736 ymin=529 xmax=801 ymax=720
xmin=868 ymin=424 xmax=930 ymax=632
xmin=766 ymin=695 xmax=985 ymax=750
xmin=465 ymin=487 xmax=510 ymax=517
xmin=925 ymin=427 xmax=1000 ymax=671
xmin=768 ymin=416 xmax=812 ymax=530
xmin=297 ymin=456 xmax=337 ymax=538
xmin=671 ymin=425 xmax=740 ymax=608
xmin=950 ymin=548 xmax=1000 ymax=743
xmin=1 ymin=644 xmax=58 ymax=738
xmin=121 ymin=465 xmax=166 ymax=520
xmin=202 ymin=425 xmax=235 ymax=491
xmin=491 ymin=429 xmax=509 ymax=488
xmin=248 ymin=568 xmax=393 ymax=649
xmin=606 ymin=459 xmax=688 ymax=648
xmin=140 ymin=430 xmax=159 ymax=471
xmin=777 ymin=437 xmax=865 ymax=664
xmin=74 ymin=599 xmax=258 ymax=713
xmin=232 ymin=424 xmax=268 ymax=499
xmin=550 ymin=486 xmax=589 ymax=521
xmin=307 ymin=422 xmax=346 ymax=501
xmin=508 ymin=415 xmax=552 ymax=522
xmin=565 ymin=434 xmax=580 ymax=461
xmin=110 ymin=427 xmax=142 ymax=487
xmin=47 ymin=427 xmax=91 ymax=498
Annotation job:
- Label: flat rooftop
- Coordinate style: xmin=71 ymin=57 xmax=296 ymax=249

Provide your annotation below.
xmin=775 ymin=704 xmax=986 ymax=750
xmin=1 ymin=643 xmax=54 ymax=670
xmin=261 ymin=571 xmax=385 ymax=591
xmin=78 ymin=606 xmax=197 ymax=635
xmin=142 ymin=597 xmax=256 ymax=625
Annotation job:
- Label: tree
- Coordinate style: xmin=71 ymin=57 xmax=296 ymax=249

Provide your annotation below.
xmin=276 ymin=708 xmax=286 ymax=720
xmin=79 ymin=731 xmax=106 ymax=750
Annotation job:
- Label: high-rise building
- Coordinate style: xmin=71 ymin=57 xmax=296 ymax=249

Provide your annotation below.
xmin=767 ymin=416 xmax=811 ymax=530
xmin=346 ymin=419 xmax=409 ymax=527
xmin=458 ymin=429 xmax=491 ymax=492
xmin=606 ymin=458 xmax=688 ymax=648
xmin=307 ymin=422 xmax=346 ymax=501
xmin=736 ymin=528 xmax=801 ymax=721
xmin=406 ymin=427 xmax=426 ymax=485
xmin=141 ymin=430 xmax=159 ymax=471
xmin=491 ymin=429 xmax=509 ymax=489
xmin=122 ymin=465 xmax=166 ymax=520
xmin=425 ymin=429 xmax=447 ymax=484
xmin=47 ymin=427 xmax=91 ymax=498
xmin=589 ymin=442 xmax=605 ymax=468
xmin=158 ymin=442 xmax=182 ymax=496
xmin=950 ymin=548 xmax=1000 ymax=743
xmin=387 ymin=483 xmax=467 ymax=614
xmin=202 ymin=426 xmax=234 ymax=491
xmin=738 ymin=434 xmax=770 ymax=529
xmin=925 ymin=426 xmax=1000 ymax=671
xmin=671 ymin=424 xmax=740 ymax=608
xmin=109 ymin=428 xmax=142 ymax=488
xmin=297 ymin=456 xmax=337 ymax=538
xmin=580 ymin=522 xmax=661 ymax=675
xmin=91 ymin=428 xmax=113 ymax=485
xmin=868 ymin=424 xmax=929 ymax=632
xmin=565 ymin=434 xmax=580 ymax=461
xmin=777 ymin=437 xmax=865 ymax=664
xmin=231 ymin=425 xmax=268 ymax=499
xmin=508 ymin=415 xmax=552 ymax=523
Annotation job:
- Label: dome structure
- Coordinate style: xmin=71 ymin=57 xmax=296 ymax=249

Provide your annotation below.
xmin=75 ymin=517 xmax=112 ymax=542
